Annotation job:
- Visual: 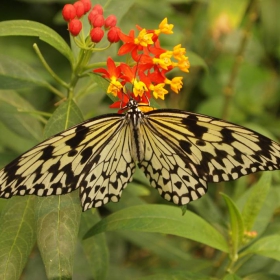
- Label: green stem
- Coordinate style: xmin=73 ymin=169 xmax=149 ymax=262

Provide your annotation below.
xmin=228 ymin=253 xmax=253 ymax=274
xmin=17 ymin=109 xmax=50 ymax=124
xmin=45 ymin=83 xmax=66 ymax=99
xmin=33 ymin=43 xmax=70 ymax=89
xmin=84 ymin=61 xmax=107 ymax=70
xmin=17 ymin=109 xmax=52 ymax=118
xmin=67 ymin=48 xmax=93 ymax=99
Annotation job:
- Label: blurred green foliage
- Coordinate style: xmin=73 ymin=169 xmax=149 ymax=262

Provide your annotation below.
xmin=0 ymin=0 xmax=280 ymax=279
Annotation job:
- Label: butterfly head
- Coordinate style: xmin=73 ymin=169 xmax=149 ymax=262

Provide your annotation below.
xmin=127 ymin=99 xmax=139 ymax=110
xmin=123 ymin=98 xmax=156 ymax=114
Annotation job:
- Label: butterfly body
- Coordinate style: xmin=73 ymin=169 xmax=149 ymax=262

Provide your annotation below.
xmin=126 ymin=99 xmax=145 ymax=162
xmin=0 ymin=100 xmax=280 ymax=211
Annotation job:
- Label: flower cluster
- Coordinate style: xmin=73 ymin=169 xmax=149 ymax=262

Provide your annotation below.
xmin=94 ymin=18 xmax=190 ymax=112
xmin=62 ymin=1 xmax=120 ymax=43
xmin=62 ymin=3 xmax=190 ymax=113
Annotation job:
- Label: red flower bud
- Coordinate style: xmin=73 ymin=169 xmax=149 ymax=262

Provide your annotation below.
xmin=89 ymin=14 xmax=104 ymax=27
xmin=62 ymin=4 xmax=76 ymax=22
xmin=73 ymin=1 xmax=85 ymax=18
xmin=80 ymin=0 xmax=91 ymax=13
xmin=69 ymin=19 xmax=82 ymax=36
xmin=90 ymin=27 xmax=104 ymax=43
xmin=105 ymin=15 xmax=117 ymax=28
xmin=93 ymin=4 xmax=103 ymax=15
xmin=88 ymin=9 xmax=98 ymax=24
xmin=107 ymin=27 xmax=120 ymax=43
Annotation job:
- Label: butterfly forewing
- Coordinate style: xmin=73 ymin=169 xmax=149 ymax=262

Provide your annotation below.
xmin=0 ymin=114 xmax=132 ymax=202
xmin=142 ymin=109 xmax=280 ymax=184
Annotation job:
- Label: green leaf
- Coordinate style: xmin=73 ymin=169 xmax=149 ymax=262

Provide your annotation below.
xmin=236 ymin=175 xmax=278 ymax=236
xmin=78 ymin=210 xmax=109 ymax=280
xmin=0 ymin=90 xmax=43 ymax=141
xmin=0 ymin=196 xmax=36 ymax=280
xmin=84 ymin=204 xmax=229 ymax=252
xmin=0 ymin=55 xmax=49 ymax=90
xmin=138 ymin=271 xmax=213 ymax=280
xmin=0 ymin=20 xmax=74 ymax=66
xmin=43 ymin=99 xmax=84 ymax=137
xmin=35 ymin=99 xmax=84 ymax=279
xmin=188 ymin=51 xmax=208 ymax=71
xmin=119 ymin=231 xmax=210 ymax=268
xmin=244 ymin=272 xmax=280 ymax=280
xmin=35 ymin=192 xmax=81 ymax=279
xmin=0 ymin=120 xmax=37 ymax=159
xmin=221 ymin=193 xmax=244 ymax=259
xmin=241 ymin=172 xmax=272 ymax=232
xmin=223 ymin=273 xmax=243 ymax=280
xmin=242 ymin=235 xmax=280 ymax=262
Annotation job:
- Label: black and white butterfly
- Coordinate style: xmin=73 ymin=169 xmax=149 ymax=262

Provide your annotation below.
xmin=0 ymin=99 xmax=279 ymax=211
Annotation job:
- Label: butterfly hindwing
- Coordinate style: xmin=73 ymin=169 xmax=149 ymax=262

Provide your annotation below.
xmin=142 ymin=109 xmax=280 ymax=185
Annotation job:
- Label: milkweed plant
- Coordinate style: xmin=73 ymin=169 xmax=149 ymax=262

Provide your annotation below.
xmin=0 ymin=1 xmax=279 ymax=279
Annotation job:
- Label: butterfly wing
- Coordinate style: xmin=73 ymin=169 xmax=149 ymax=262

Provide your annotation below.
xmin=0 ymin=114 xmax=135 ymax=210
xmin=138 ymin=113 xmax=208 ymax=205
xmin=139 ymin=109 xmax=280 ymax=205
xmin=79 ymin=122 xmax=136 ymax=211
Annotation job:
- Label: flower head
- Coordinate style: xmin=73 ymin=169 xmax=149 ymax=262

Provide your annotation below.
xmin=92 ymin=17 xmax=190 ymax=112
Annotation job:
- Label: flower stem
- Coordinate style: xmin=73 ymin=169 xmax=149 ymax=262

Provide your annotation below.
xmin=33 ymin=43 xmax=70 ymax=89
xmin=17 ymin=109 xmax=50 ymax=124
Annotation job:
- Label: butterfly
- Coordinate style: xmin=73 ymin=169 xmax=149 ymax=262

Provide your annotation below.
xmin=0 ymin=99 xmax=279 ymax=211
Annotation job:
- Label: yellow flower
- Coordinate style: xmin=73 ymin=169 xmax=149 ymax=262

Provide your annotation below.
xmin=177 ymin=58 xmax=190 ymax=72
xmin=155 ymin=18 xmax=174 ymax=35
xmin=173 ymin=44 xmax=186 ymax=60
xmin=165 ymin=77 xmax=183 ymax=93
xmin=173 ymin=57 xmax=190 ymax=73
xmin=153 ymin=51 xmax=173 ymax=69
xmin=133 ymin=81 xmax=148 ymax=97
xmin=107 ymin=77 xmax=123 ymax=96
xmin=150 ymin=83 xmax=168 ymax=99
xmin=134 ymin=29 xmax=154 ymax=47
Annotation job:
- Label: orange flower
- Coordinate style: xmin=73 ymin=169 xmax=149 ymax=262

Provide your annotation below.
xmin=94 ymin=18 xmax=189 ymax=111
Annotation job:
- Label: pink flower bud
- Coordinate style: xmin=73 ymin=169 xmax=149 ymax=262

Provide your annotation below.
xmin=90 ymin=27 xmax=104 ymax=43
xmin=69 ymin=19 xmax=82 ymax=36
xmin=105 ymin=15 xmax=117 ymax=28
xmin=107 ymin=27 xmax=120 ymax=43
xmin=62 ymin=4 xmax=76 ymax=22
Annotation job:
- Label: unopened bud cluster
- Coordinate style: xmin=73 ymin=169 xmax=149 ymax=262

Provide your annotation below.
xmin=62 ymin=1 xmax=120 ymax=43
